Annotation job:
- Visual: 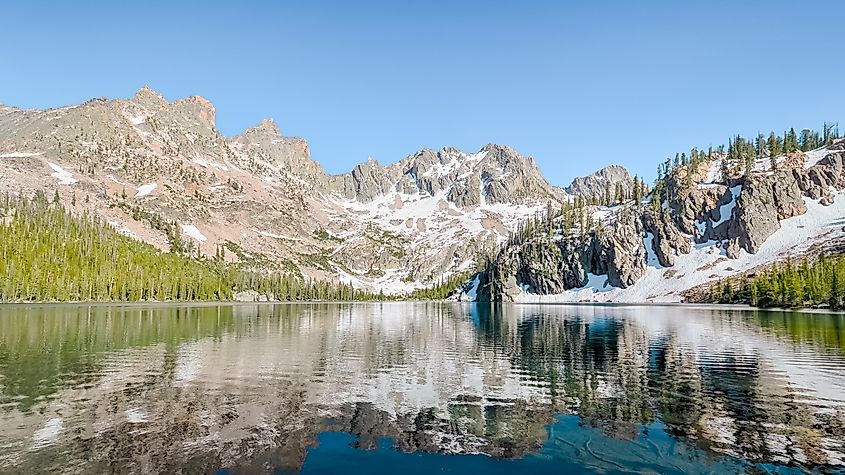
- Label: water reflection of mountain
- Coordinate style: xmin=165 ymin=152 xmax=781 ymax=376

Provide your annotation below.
xmin=0 ymin=303 xmax=843 ymax=473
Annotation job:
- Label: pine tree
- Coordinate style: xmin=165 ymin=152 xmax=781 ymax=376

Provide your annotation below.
xmin=632 ymin=176 xmax=642 ymax=204
xmin=784 ymin=128 xmax=799 ymax=153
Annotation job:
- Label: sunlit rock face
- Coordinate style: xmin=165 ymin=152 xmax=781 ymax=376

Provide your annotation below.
xmin=0 ymin=303 xmax=843 ymax=473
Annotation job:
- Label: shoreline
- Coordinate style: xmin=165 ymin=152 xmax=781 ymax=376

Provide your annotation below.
xmin=0 ymin=299 xmax=842 ymax=314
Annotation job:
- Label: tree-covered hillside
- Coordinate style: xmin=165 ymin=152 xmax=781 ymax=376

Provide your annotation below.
xmin=0 ymin=192 xmax=379 ymax=302
xmin=705 ymin=255 xmax=845 ymax=309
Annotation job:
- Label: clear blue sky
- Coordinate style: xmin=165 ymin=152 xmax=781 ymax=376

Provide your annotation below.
xmin=2 ymin=0 xmax=843 ymax=184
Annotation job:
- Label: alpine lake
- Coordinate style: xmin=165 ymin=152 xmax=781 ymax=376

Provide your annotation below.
xmin=0 ymin=302 xmax=843 ymax=474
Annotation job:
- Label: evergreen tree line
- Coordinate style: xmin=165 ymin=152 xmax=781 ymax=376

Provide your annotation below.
xmin=707 ymin=254 xmax=845 ymax=309
xmin=653 ymin=123 xmax=840 ymax=204
xmin=407 ymin=271 xmax=474 ymax=300
xmin=0 ymin=192 xmax=385 ymax=302
xmin=506 ymin=184 xmax=656 ymax=251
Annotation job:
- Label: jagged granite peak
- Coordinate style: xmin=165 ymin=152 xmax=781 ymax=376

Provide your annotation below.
xmin=566 ymin=164 xmax=633 ymax=198
xmin=229 ymin=119 xmax=325 ymax=185
xmin=234 ymin=118 xmax=284 ymax=141
xmin=253 ymin=118 xmax=281 ymax=135
xmin=328 ymin=157 xmax=392 ymax=202
xmin=131 ymin=85 xmax=168 ymax=109
xmin=333 ymin=143 xmax=566 ymax=207
xmin=477 ymin=143 xmax=566 ymax=205
xmin=170 ymin=95 xmax=216 ymax=128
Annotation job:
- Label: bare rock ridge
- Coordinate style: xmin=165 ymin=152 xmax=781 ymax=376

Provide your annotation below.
xmin=330 ymin=144 xmax=567 ymax=207
xmin=472 ymin=141 xmax=845 ymax=302
xmin=566 ymin=165 xmax=633 ymax=198
xmin=0 ymin=88 xmax=566 ymax=293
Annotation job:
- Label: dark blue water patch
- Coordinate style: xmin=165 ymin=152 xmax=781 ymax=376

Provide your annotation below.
xmin=300 ymin=415 xmax=803 ymax=475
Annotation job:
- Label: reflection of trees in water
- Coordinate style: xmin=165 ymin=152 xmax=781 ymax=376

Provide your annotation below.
xmin=746 ymin=308 xmax=845 ymax=354
xmin=0 ymin=305 xmax=236 ymax=412
xmin=474 ymin=305 xmax=652 ymax=435
xmin=336 ymin=400 xmax=551 ymax=460
xmin=646 ymin=335 xmax=705 ymax=437
xmin=471 ymin=304 xmax=844 ymax=467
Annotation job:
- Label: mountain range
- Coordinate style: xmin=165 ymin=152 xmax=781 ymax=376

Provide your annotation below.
xmin=1 ymin=88 xmax=840 ymax=302
xmin=0 ymin=88 xmax=628 ymax=294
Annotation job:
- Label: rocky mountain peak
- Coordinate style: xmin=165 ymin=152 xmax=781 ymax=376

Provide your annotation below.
xmin=239 ymin=118 xmax=283 ymax=140
xmin=481 ymin=143 xmax=516 ymax=154
xmin=131 ymin=86 xmax=168 ymax=109
xmin=255 ymin=118 xmax=280 ymax=135
xmin=436 ymin=146 xmax=464 ymax=160
xmin=228 ymin=118 xmax=320 ymax=183
xmin=479 ymin=143 xmax=541 ymax=172
xmin=566 ymin=164 xmax=633 ymax=198
xmin=171 ymin=95 xmax=216 ymax=127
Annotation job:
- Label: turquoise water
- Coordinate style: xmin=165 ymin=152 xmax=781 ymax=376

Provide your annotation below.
xmin=0 ymin=303 xmax=843 ymax=473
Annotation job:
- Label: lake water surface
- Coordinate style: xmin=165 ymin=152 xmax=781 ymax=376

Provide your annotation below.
xmin=0 ymin=303 xmax=843 ymax=474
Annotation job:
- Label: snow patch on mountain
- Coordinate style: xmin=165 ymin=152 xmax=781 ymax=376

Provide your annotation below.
xmin=192 ymin=156 xmax=229 ymax=171
xmin=109 ymin=220 xmax=138 ymax=239
xmin=712 ymin=185 xmax=742 ymax=227
xmin=422 ymin=150 xmax=488 ymax=179
xmin=336 ymin=268 xmax=417 ymax=295
xmin=464 ymin=275 xmax=480 ymax=300
xmin=134 ymin=183 xmax=157 ymax=198
xmin=332 ymin=190 xmax=542 ymax=239
xmin=47 ymin=162 xmax=77 ymax=185
xmin=180 ymin=224 xmax=207 ymax=242
xmin=323 ymin=166 xmax=555 ymax=293
xmin=1 ymin=151 xmax=42 ymax=158
xmin=805 ymin=147 xmax=832 ymax=168
xmin=643 ymin=232 xmax=664 ymax=268
xmin=702 ymin=161 xmax=721 ymax=185
xmin=330 ymin=189 xmax=543 ymax=272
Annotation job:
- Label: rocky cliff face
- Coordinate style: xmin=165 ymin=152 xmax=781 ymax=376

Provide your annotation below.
xmin=472 ymin=142 xmax=845 ymax=302
xmin=566 ymin=165 xmax=633 ymax=198
xmin=0 ymin=88 xmax=565 ymax=293
xmin=229 ymin=118 xmax=326 ymax=186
